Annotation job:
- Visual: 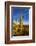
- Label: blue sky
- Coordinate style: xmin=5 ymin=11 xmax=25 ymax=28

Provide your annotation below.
xmin=11 ymin=7 xmax=30 ymax=24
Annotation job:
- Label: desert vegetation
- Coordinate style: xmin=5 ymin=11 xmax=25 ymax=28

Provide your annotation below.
xmin=11 ymin=15 xmax=29 ymax=36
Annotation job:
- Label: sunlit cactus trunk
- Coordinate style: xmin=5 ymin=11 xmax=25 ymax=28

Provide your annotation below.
xmin=20 ymin=16 xmax=23 ymax=24
xmin=20 ymin=15 xmax=24 ymax=31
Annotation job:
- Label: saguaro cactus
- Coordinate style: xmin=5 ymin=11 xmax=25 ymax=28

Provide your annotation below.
xmin=19 ymin=13 xmax=24 ymax=33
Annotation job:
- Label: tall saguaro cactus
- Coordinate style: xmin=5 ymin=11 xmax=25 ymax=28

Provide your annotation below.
xmin=19 ymin=13 xmax=24 ymax=32
xmin=20 ymin=16 xmax=24 ymax=24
